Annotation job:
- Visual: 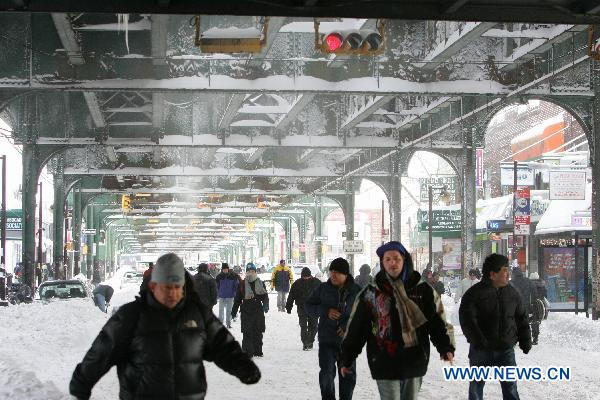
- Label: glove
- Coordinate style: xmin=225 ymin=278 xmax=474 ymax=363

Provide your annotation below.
xmin=520 ymin=343 xmax=531 ymax=354
xmin=263 ymin=305 xmax=269 ymax=313
xmin=286 ymin=309 xmax=291 ymax=314
xmin=240 ymin=368 xmax=261 ymax=384
xmin=231 ymin=313 xmax=237 ymax=320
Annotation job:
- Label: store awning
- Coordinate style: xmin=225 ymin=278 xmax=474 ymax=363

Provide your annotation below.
xmin=476 ymin=194 xmax=512 ymax=230
xmin=535 ymin=183 xmax=591 ymax=235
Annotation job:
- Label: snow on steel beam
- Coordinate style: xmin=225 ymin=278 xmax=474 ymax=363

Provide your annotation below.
xmin=80 ymin=187 xmax=347 ymax=196
xmin=218 ymin=93 xmax=246 ymax=130
xmin=151 ymin=15 xmax=169 ymax=66
xmin=340 ymin=95 xmax=395 ymax=131
xmin=416 ymin=22 xmax=496 ymax=71
xmin=275 ymin=94 xmax=315 ymax=131
xmin=246 ymin=148 xmax=265 ymax=164
xmin=35 ymin=133 xmax=399 ymax=148
xmin=64 ymin=165 xmax=340 ymax=177
xmin=23 ymin=76 xmax=509 ymax=95
xmin=245 ymin=17 xmax=286 ymax=67
xmin=51 ymin=13 xmax=85 ymax=65
xmin=82 ymin=92 xmax=106 ymax=128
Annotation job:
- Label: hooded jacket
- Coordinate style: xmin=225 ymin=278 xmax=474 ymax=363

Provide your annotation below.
xmin=70 ymin=273 xmax=259 ymax=400
xmin=305 ymin=275 xmax=361 ymax=347
xmin=354 ymin=264 xmax=373 ymax=289
xmin=193 ymin=268 xmax=218 ymax=308
xmin=339 ymin=257 xmax=455 ymax=380
xmin=216 ymin=271 xmax=239 ymax=298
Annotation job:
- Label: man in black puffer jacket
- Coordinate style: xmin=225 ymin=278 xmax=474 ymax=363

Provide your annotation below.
xmin=459 ymin=253 xmax=531 ymax=400
xmin=193 ymin=262 xmax=218 ymax=309
xmin=70 ymin=253 xmax=260 ymax=400
xmin=339 ymin=241 xmax=454 ymax=399
xmin=306 ymin=258 xmax=361 ymax=400
xmin=286 ymin=266 xmax=321 ymax=350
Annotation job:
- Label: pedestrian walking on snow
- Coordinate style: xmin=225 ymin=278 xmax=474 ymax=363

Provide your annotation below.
xmin=286 ymin=266 xmax=321 ymax=350
xmin=193 ymin=262 xmax=218 ymax=309
xmin=232 ymin=263 xmax=269 ymax=357
xmin=271 ymin=259 xmax=294 ymax=312
xmin=216 ymin=263 xmax=239 ymax=328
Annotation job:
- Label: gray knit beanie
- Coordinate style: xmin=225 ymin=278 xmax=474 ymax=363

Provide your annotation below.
xmin=151 ymin=253 xmax=185 ymax=284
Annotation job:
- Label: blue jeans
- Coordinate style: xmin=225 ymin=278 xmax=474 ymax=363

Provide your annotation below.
xmin=218 ymin=297 xmax=234 ymax=326
xmin=318 ymin=344 xmax=356 ymax=400
xmin=376 ymin=377 xmax=422 ymax=400
xmin=277 ymin=291 xmax=287 ymax=311
xmin=94 ymin=293 xmax=107 ymax=313
xmin=468 ymin=345 xmax=520 ymax=400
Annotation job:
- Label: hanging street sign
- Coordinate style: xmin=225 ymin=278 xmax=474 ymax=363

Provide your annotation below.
xmin=343 ymin=240 xmax=364 ymax=254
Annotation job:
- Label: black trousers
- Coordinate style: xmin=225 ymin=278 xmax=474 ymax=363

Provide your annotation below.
xmin=298 ymin=306 xmax=318 ymax=346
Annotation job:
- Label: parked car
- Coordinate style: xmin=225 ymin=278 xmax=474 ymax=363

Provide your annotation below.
xmin=120 ymin=271 xmax=143 ymax=289
xmin=36 ymin=280 xmax=89 ymax=301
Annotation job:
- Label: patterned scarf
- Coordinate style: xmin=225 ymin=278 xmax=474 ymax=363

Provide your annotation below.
xmin=244 ymin=274 xmax=267 ymax=299
xmin=386 ymin=274 xmax=428 ymax=348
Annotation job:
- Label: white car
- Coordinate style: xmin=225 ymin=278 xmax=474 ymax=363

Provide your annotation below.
xmin=292 ymin=264 xmax=325 ymax=281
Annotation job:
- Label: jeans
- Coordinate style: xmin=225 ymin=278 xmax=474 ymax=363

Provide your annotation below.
xmin=298 ymin=306 xmax=318 ymax=346
xmin=218 ymin=297 xmax=234 ymax=326
xmin=94 ymin=293 xmax=107 ymax=313
xmin=376 ymin=377 xmax=422 ymax=400
xmin=319 ymin=344 xmax=356 ymax=400
xmin=277 ymin=291 xmax=288 ymax=311
xmin=468 ymin=345 xmax=520 ymax=400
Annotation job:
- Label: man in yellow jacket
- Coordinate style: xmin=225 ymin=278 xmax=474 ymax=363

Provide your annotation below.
xmin=271 ymin=259 xmax=294 ymax=312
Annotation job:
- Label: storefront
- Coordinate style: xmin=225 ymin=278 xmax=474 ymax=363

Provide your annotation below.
xmin=534 ymin=184 xmax=591 ymax=312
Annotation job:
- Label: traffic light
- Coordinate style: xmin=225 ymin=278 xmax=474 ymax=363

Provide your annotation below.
xmin=121 ymin=195 xmax=131 ymax=213
xmin=315 ymin=19 xmax=385 ymax=55
xmin=320 ymin=30 xmax=384 ymax=54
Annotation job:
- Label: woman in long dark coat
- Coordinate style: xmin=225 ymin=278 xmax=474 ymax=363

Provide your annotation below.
xmin=232 ymin=263 xmax=269 ymax=357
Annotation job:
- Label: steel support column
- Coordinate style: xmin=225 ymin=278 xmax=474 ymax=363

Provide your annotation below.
xmin=85 ymin=205 xmax=93 ymax=279
xmin=52 ymin=169 xmax=65 ymax=280
xmin=344 ymin=179 xmax=356 ymax=276
xmin=314 ymin=197 xmax=323 ymax=270
xmin=72 ymin=183 xmax=82 ymax=277
xmin=461 ymin=142 xmax=477 ymax=279
xmin=389 ymin=156 xmax=402 ymax=242
xmin=592 ymin=63 xmax=600 ymax=320
xmin=269 ymin=224 xmax=275 ymax=266
xmin=21 ymin=144 xmax=40 ymax=291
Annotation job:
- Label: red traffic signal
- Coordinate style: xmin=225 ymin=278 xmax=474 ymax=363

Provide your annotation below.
xmin=320 ymin=30 xmax=384 ymax=54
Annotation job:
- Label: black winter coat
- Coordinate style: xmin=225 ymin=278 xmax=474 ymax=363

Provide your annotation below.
xmin=232 ymin=279 xmax=269 ymax=334
xmin=193 ymin=271 xmax=218 ymax=307
xmin=459 ymin=278 xmax=531 ymax=351
xmin=340 ymin=270 xmax=455 ymax=380
xmin=305 ymin=276 xmax=361 ymax=347
xmin=285 ymin=276 xmax=321 ymax=314
xmin=70 ymin=275 xmax=258 ymax=400
xmin=510 ymin=271 xmax=535 ymax=314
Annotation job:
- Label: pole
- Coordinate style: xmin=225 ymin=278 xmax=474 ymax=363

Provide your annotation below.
xmin=37 ymin=181 xmax=43 ymax=288
xmin=428 ymin=185 xmax=433 ymax=269
xmin=1 ymin=155 xmax=6 ymax=302
xmin=574 ymin=231 xmax=579 ymax=315
xmin=381 ymin=199 xmax=385 ymax=245
xmin=512 ymin=160 xmax=518 ymax=262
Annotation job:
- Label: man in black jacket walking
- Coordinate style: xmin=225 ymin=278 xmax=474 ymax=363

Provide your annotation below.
xmin=459 ymin=253 xmax=532 ymax=400
xmin=286 ymin=266 xmax=321 ymax=350
xmin=70 ymin=253 xmax=260 ymax=400
xmin=306 ymin=258 xmax=361 ymax=400
xmin=193 ymin=262 xmax=218 ymax=309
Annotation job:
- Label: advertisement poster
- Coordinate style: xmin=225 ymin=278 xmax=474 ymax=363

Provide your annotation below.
xmin=514 ymin=186 xmax=531 ymax=235
xmin=442 ymin=238 xmax=462 ymax=270
xmin=549 ymin=170 xmax=586 ymax=200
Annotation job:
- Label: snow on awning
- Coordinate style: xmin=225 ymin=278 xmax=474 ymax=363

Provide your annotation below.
xmin=475 ymin=194 xmax=512 ymax=230
xmin=535 ymin=182 xmax=591 ymax=235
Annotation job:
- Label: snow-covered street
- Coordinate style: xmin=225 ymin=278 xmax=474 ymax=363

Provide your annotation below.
xmin=1 ymin=279 xmax=599 ymax=400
